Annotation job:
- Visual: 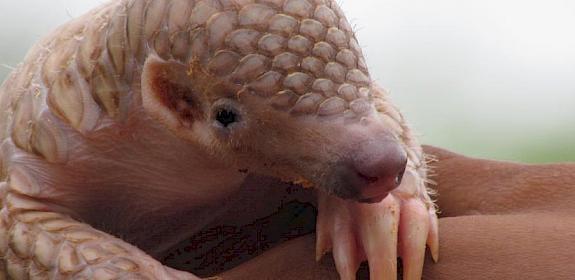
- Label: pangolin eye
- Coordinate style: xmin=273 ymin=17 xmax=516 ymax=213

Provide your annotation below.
xmin=215 ymin=108 xmax=238 ymax=127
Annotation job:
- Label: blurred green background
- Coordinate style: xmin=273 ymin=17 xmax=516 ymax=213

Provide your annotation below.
xmin=1 ymin=0 xmax=573 ymax=163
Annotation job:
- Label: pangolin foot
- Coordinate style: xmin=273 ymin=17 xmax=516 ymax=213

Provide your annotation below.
xmin=316 ymin=169 xmax=438 ymax=280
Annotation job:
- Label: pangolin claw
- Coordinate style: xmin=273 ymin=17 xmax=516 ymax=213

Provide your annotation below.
xmin=357 ymin=195 xmax=399 ymax=280
xmin=399 ymin=199 xmax=430 ymax=280
xmin=331 ymin=197 xmax=362 ymax=280
xmin=427 ymin=209 xmax=440 ymax=263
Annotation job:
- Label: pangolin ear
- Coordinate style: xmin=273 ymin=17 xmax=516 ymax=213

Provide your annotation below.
xmin=141 ymin=54 xmax=203 ymax=130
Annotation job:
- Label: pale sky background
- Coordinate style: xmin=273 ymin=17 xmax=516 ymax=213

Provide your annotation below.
xmin=0 ymin=0 xmax=574 ymax=162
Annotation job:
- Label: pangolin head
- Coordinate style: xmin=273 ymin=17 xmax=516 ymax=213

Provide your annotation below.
xmin=142 ymin=0 xmax=409 ymax=202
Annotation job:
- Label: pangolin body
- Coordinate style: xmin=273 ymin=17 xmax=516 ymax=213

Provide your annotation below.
xmin=0 ymin=0 xmax=437 ymax=279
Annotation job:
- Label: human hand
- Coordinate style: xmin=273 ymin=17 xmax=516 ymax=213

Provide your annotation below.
xmin=217 ymin=145 xmax=575 ymax=279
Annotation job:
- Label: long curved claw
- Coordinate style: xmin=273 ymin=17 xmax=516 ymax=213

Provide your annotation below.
xmin=427 ymin=208 xmax=440 ymax=263
xmin=332 ymin=232 xmax=360 ymax=280
xmin=357 ymin=195 xmax=400 ymax=280
xmin=399 ymin=199 xmax=430 ymax=280
xmin=331 ymin=200 xmax=362 ymax=280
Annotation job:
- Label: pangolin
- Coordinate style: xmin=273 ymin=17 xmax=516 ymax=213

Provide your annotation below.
xmin=0 ymin=0 xmax=438 ymax=279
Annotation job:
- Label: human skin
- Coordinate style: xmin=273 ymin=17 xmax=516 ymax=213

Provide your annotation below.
xmin=0 ymin=0 xmax=437 ymax=279
xmin=211 ymin=145 xmax=575 ymax=279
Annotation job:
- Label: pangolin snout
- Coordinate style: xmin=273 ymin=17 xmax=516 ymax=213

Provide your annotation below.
xmin=334 ymin=137 xmax=407 ymax=203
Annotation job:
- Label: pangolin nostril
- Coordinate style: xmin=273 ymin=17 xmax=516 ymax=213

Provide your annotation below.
xmin=357 ymin=172 xmax=379 ymax=184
